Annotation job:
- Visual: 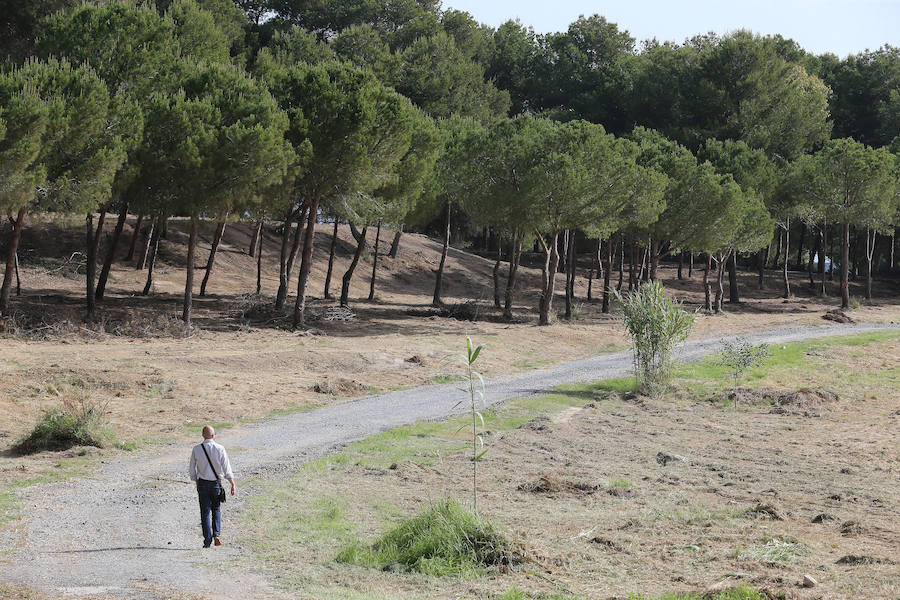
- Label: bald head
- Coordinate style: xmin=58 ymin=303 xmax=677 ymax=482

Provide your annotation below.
xmin=202 ymin=425 xmax=215 ymax=439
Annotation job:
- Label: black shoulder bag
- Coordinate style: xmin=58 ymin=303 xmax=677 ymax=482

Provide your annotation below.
xmin=200 ymin=443 xmax=227 ymax=503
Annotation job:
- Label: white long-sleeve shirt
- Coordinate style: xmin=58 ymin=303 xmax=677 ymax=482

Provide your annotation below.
xmin=189 ymin=439 xmax=234 ymax=482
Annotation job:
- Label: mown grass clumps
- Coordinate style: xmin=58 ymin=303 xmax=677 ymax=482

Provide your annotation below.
xmin=629 ymin=586 xmax=770 ymax=600
xmin=338 ymin=499 xmax=514 ymax=576
xmin=12 ymin=397 xmax=110 ymax=454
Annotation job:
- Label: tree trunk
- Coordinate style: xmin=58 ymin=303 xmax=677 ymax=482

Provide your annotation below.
xmin=703 ymin=254 xmax=712 ymax=311
xmin=142 ymin=217 xmax=162 ymax=296
xmin=677 ymin=250 xmax=684 ymax=280
xmin=819 ymin=221 xmax=827 ymax=296
xmin=1 ymin=207 xmax=26 ymax=315
xmin=182 ymin=215 xmax=198 ymax=325
xmin=368 ymin=220 xmax=381 ymax=301
xmin=161 ymin=218 xmax=168 ymax=239
xmin=136 ymin=219 xmax=155 ymax=270
xmin=199 ymin=216 xmax=227 ymax=297
xmin=324 ymin=219 xmax=339 ymax=299
xmin=14 ymin=250 xmax=20 ymax=296
xmin=828 ymin=226 xmax=836 ymax=282
xmin=125 ymin=213 xmax=143 ymax=262
xmin=727 ymin=251 xmax=739 ymax=303
xmin=249 ymin=220 xmax=263 ymax=257
xmin=588 ymin=238 xmax=601 ymax=301
xmin=891 ymin=230 xmax=896 ymax=273
xmin=628 ymin=242 xmax=636 ymax=290
xmin=782 ymin=219 xmax=791 ymax=299
xmin=275 ymin=208 xmax=297 ymax=312
xmin=840 ymin=221 xmax=850 ymax=309
xmin=757 ymin=247 xmax=766 ymax=289
xmin=639 ymin=244 xmax=649 ymax=282
xmin=537 ymin=231 xmax=560 ymax=326
xmin=714 ymin=254 xmax=726 ymax=313
xmin=256 ymin=228 xmax=263 ymax=296
xmin=865 ymin=228 xmax=875 ymax=301
xmin=649 ymin=235 xmax=659 ymax=281
xmin=285 ymin=208 xmax=306 ymax=284
xmin=796 ymin=223 xmax=805 ymax=270
xmin=388 ymin=225 xmax=403 ymax=258
xmin=432 ymin=199 xmax=451 ymax=307
xmin=85 ymin=210 xmax=106 ymax=318
xmin=340 ymin=225 xmax=367 ymax=307
xmin=564 ymin=230 xmax=575 ymax=319
xmin=774 ymin=229 xmax=783 ymax=270
xmin=616 ymin=238 xmax=624 ymax=291
xmin=602 ymin=236 xmax=613 ymax=314
xmin=293 ymin=195 xmax=320 ymax=328
xmin=688 ymin=252 xmax=693 ymax=278
xmin=492 ymin=242 xmax=502 ymax=309
xmin=503 ymin=233 xmax=521 ymax=319
xmin=96 ymin=202 xmax=129 ymax=301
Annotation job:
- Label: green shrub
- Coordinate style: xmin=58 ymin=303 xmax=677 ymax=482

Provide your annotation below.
xmin=12 ymin=397 xmax=109 ymax=454
xmin=615 ymin=281 xmax=695 ymax=397
xmin=337 ymin=498 xmax=512 ymax=576
xmin=718 ymin=339 xmax=769 ymax=396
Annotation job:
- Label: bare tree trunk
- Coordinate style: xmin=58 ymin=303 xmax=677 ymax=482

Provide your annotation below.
xmin=773 ymin=229 xmax=783 ymax=271
xmin=275 ymin=208 xmax=297 ymax=313
xmin=537 ymin=231 xmax=560 ymax=326
xmin=97 ymin=202 xmax=129 ymax=301
xmin=649 ymin=235 xmax=659 ymax=281
xmin=125 ymin=213 xmax=143 ymax=262
xmin=865 ymin=228 xmax=875 ymax=300
xmin=782 ymin=219 xmax=791 ymax=299
xmin=688 ymin=252 xmax=693 ymax=278
xmin=256 ymin=228 xmax=263 ymax=296
xmin=248 ymin=220 xmax=263 ymax=257
xmin=616 ymin=238 xmax=624 ymax=291
xmin=891 ymin=230 xmax=896 ymax=273
xmin=199 ymin=216 xmax=227 ymax=297
xmin=819 ymin=220 xmax=827 ymax=296
xmin=588 ymin=238 xmax=601 ymax=301
xmin=324 ymin=219 xmax=339 ymax=299
xmin=564 ymin=230 xmax=575 ymax=319
xmin=433 ymin=200 xmax=451 ymax=307
xmin=182 ymin=214 xmax=198 ymax=325
xmin=293 ymin=195 xmax=320 ymax=328
xmin=136 ymin=219 xmax=155 ymax=270
xmin=727 ymin=251 xmax=739 ymax=303
xmin=796 ymin=223 xmax=805 ymax=270
xmin=340 ymin=225 xmax=367 ymax=307
xmin=142 ymin=217 xmax=162 ymax=296
xmin=715 ymin=253 xmax=729 ymax=313
xmin=703 ymin=254 xmax=712 ymax=311
xmin=807 ymin=229 xmax=818 ymax=289
xmin=677 ymin=250 xmax=684 ymax=280
xmin=1 ymin=207 xmax=26 ymax=315
xmin=14 ymin=250 xmax=20 ymax=296
xmin=602 ymin=236 xmax=612 ymax=314
xmin=85 ymin=210 xmax=106 ymax=318
xmin=368 ymin=220 xmax=381 ymax=301
xmin=757 ymin=247 xmax=766 ymax=289
xmin=503 ymin=233 xmax=521 ymax=319
xmin=840 ymin=221 xmax=850 ymax=309
xmin=492 ymin=242 xmax=502 ymax=309
xmin=639 ymin=244 xmax=649 ymax=282
xmin=628 ymin=242 xmax=636 ymax=291
xmin=285 ymin=208 xmax=307 ymax=284
xmin=388 ymin=225 xmax=403 ymax=258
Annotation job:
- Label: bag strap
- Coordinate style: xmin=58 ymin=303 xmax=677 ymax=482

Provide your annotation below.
xmin=200 ymin=442 xmax=222 ymax=483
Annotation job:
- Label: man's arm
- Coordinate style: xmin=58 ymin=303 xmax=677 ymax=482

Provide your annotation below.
xmin=220 ymin=446 xmax=236 ymax=496
xmin=188 ymin=447 xmax=198 ymax=489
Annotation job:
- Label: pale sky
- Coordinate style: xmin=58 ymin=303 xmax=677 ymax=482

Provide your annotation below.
xmin=443 ymin=0 xmax=900 ymax=58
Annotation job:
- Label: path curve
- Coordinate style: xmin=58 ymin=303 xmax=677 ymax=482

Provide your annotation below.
xmin=2 ymin=321 xmax=896 ymax=599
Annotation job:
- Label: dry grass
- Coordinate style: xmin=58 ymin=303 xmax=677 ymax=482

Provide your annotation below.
xmin=233 ymin=334 xmax=900 ymax=600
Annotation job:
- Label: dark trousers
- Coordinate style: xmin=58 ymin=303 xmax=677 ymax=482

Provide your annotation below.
xmin=197 ymin=478 xmax=222 ymax=547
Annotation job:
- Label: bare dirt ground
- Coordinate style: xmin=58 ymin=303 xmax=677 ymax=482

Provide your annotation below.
xmin=0 ymin=216 xmax=899 ymax=598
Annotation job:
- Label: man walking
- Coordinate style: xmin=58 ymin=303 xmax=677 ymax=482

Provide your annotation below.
xmin=188 ymin=425 xmax=235 ymax=548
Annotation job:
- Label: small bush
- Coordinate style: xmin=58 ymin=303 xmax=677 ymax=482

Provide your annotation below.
xmin=12 ymin=397 xmax=110 ymax=454
xmin=337 ymin=499 xmax=513 ymax=576
xmin=718 ymin=339 xmax=769 ymax=397
xmin=615 ymin=281 xmax=695 ymax=397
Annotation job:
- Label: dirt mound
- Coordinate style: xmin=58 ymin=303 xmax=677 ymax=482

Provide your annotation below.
xmin=311 ymin=378 xmax=367 ymax=396
xmin=823 ymin=309 xmax=855 ymax=323
xmin=518 ymin=416 xmax=552 ymax=432
xmin=727 ymin=387 xmax=838 ymax=414
xmin=518 ymin=474 xmax=600 ymax=495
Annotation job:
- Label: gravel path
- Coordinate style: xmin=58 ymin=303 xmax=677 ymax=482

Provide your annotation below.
xmin=1 ymin=321 xmax=896 ymax=599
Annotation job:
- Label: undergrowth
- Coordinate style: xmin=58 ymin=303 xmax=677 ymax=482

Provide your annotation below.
xmin=12 ymin=396 xmax=110 ymax=454
xmin=337 ymin=498 xmax=513 ymax=576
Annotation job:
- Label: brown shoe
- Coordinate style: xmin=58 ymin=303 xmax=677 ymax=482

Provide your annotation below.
xmin=213 ymin=537 xmax=221 ymax=546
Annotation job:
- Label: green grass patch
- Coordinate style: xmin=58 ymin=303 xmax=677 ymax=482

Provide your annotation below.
xmin=0 ymin=491 xmax=20 ymax=525
xmin=735 ymin=537 xmax=809 ymax=564
xmin=432 ymin=374 xmax=465 ymax=384
xmin=183 ymin=421 xmax=233 ymax=437
xmin=497 ymin=589 xmax=577 ymax=600
xmin=337 ymin=499 xmax=511 ymax=577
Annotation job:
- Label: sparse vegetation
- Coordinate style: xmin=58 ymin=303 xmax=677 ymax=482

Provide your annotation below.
xmin=616 ymin=281 xmax=696 ymax=397
xmin=718 ymin=338 xmax=769 ymax=397
xmin=337 ymin=499 xmax=512 ymax=576
xmin=12 ymin=397 xmax=110 ymax=454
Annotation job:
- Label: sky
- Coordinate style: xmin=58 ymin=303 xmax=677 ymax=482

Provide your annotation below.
xmin=443 ymin=0 xmax=900 ymax=58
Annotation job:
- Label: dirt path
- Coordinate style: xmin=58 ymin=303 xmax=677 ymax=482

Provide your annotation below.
xmin=1 ymin=322 xmax=896 ymax=599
